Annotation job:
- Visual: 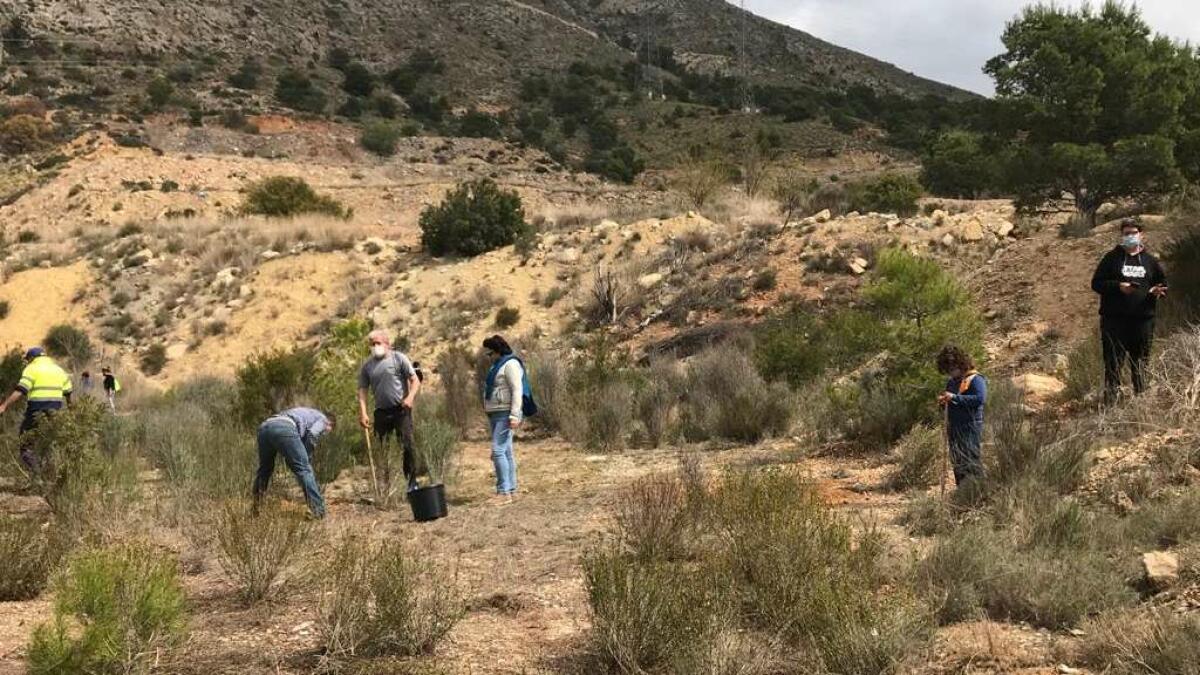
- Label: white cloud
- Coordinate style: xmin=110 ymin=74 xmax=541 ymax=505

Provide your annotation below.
xmin=733 ymin=0 xmax=1200 ymax=95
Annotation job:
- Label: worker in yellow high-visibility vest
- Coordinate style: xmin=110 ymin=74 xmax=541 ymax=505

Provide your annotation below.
xmin=0 ymin=347 xmax=73 ymax=470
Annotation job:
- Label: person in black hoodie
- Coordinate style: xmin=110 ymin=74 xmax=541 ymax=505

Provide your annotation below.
xmin=1091 ymin=219 xmax=1168 ymax=402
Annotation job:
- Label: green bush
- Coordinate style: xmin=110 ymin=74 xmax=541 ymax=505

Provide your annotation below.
xmin=419 ymin=179 xmax=531 ymax=257
xmin=340 ymin=62 xmax=375 ymax=97
xmin=1162 ymin=221 xmax=1200 ymax=330
xmin=318 ymin=535 xmax=465 ymax=658
xmin=227 ymin=58 xmax=262 ymax=90
xmin=235 ymin=347 xmax=318 ymax=427
xmin=359 ymin=120 xmax=401 ymax=157
xmin=0 ymin=299 xmax=10 ymax=319
xmin=274 ymin=68 xmax=327 ymax=114
xmin=921 ymin=130 xmax=1000 ymax=198
xmin=28 ymin=543 xmax=186 ymax=674
xmin=681 ymin=345 xmax=795 ymax=443
xmin=758 ymin=249 xmax=984 ymax=448
xmin=584 ymin=545 xmax=725 ymax=673
xmin=494 ymin=306 xmax=520 ymax=329
xmin=138 ymin=390 xmax=253 ymax=499
xmin=240 ymin=176 xmax=349 ymax=219
xmin=915 ymin=523 xmax=1134 ymax=629
xmin=846 ymin=173 xmax=923 ymax=216
xmin=0 ymin=516 xmax=58 ymax=600
xmin=436 ymin=345 xmax=480 ymax=437
xmin=413 ymin=413 xmax=460 ymax=486
xmin=140 ymin=344 xmax=167 ymax=376
xmin=23 ymin=399 xmax=139 ymax=534
xmin=633 ymin=358 xmax=682 ymax=449
xmin=1080 ymin=608 xmax=1200 ymax=675
xmin=586 ymin=469 xmax=934 ymax=674
xmin=43 ymin=323 xmax=93 ymax=370
xmin=1064 ymin=334 xmax=1104 ymax=401
xmin=146 ymin=76 xmax=173 ymax=109
xmin=887 ymin=424 xmax=943 ymax=490
xmin=214 ymin=502 xmax=312 ymax=603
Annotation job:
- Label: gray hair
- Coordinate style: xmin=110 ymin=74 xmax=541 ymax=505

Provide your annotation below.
xmin=367 ymin=329 xmax=391 ymax=346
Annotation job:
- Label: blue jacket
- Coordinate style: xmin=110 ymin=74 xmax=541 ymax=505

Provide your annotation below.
xmin=945 ymin=373 xmax=986 ymax=431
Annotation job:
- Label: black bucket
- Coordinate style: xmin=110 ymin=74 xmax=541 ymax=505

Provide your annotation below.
xmin=408 ymin=484 xmax=448 ymax=522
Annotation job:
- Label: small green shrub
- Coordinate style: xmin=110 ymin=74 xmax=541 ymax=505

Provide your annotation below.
xmin=240 ymin=176 xmax=349 ymax=219
xmin=140 ymin=344 xmax=168 ymax=376
xmin=274 ymin=68 xmax=327 ymax=114
xmin=613 ymin=473 xmax=693 ymax=562
xmin=17 ymin=229 xmax=40 ymax=243
xmin=414 ymin=414 xmax=460 ymax=486
xmin=23 ymin=399 xmax=139 ymax=533
xmin=43 ymin=324 xmax=93 ymax=370
xmin=27 ymin=543 xmax=186 ymax=674
xmin=214 ymin=503 xmax=313 ymax=603
xmin=846 ymin=173 xmax=923 ymax=216
xmin=887 ymin=424 xmax=943 ymax=490
xmin=0 ymin=299 xmax=9 ymax=319
xmin=419 ymin=179 xmax=531 ymax=257
xmin=359 ymin=120 xmax=401 ymax=156
xmin=139 ymin=391 xmax=252 ymax=499
xmin=319 ymin=535 xmax=465 ymax=658
xmin=146 ymin=76 xmax=174 ymax=109
xmin=1162 ymin=222 xmax=1200 ymax=329
xmin=1079 ymin=608 xmax=1200 ymax=675
xmin=1123 ymin=490 xmax=1200 ymax=549
xmin=633 ymin=358 xmax=682 ymax=449
xmin=0 ymin=516 xmax=58 ymax=600
xmin=751 ymin=268 xmax=777 ymax=291
xmin=915 ymin=524 xmax=1134 ymax=629
xmin=681 ymin=345 xmax=794 ymax=443
xmin=235 ymin=347 xmax=318 ymax=427
xmin=227 ymin=58 xmax=262 ymax=90
xmin=436 ymin=346 xmax=479 ymax=437
xmin=584 ymin=545 xmax=724 ymax=673
xmin=494 ymin=306 xmax=520 ymax=329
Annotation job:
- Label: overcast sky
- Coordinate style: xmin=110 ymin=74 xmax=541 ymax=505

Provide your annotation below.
xmin=732 ymin=1 xmax=1200 ymax=95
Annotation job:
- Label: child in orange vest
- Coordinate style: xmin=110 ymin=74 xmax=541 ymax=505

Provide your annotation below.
xmin=936 ymin=345 xmax=987 ymax=486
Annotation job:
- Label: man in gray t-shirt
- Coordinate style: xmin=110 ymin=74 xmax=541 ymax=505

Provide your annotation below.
xmin=357 ymin=329 xmax=422 ymax=491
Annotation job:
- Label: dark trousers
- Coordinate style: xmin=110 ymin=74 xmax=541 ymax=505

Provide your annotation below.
xmin=18 ymin=410 xmax=54 ymax=471
xmin=375 ymin=406 xmax=417 ymax=485
xmin=948 ymin=423 xmax=984 ymax=486
xmin=1101 ymin=316 xmax=1154 ymax=401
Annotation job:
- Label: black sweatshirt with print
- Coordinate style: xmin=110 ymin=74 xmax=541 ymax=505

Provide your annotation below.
xmin=1090 ymin=246 xmax=1167 ymax=319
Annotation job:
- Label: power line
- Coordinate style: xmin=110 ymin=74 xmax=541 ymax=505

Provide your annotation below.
xmin=739 ymin=0 xmax=756 ymax=113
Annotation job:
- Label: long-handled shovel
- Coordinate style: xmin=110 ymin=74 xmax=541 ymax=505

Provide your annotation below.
xmin=940 ymin=404 xmax=951 ymax=499
xmin=363 ymin=428 xmax=380 ymax=503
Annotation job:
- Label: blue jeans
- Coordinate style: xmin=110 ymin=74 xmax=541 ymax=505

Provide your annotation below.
xmin=254 ymin=419 xmax=326 ymax=518
xmin=489 ymin=412 xmax=518 ymax=495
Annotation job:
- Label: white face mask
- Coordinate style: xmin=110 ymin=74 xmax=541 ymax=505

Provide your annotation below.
xmin=371 ymin=344 xmax=388 ymax=359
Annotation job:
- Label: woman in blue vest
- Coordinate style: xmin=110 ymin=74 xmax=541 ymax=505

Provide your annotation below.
xmin=481 ymin=335 xmax=528 ymax=505
xmin=936 ymin=345 xmax=987 ymax=486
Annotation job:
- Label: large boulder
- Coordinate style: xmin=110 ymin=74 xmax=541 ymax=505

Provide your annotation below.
xmin=553 ymin=247 xmax=581 ymax=265
xmin=1010 ymin=373 xmax=1066 ymax=404
xmin=1142 ymin=551 xmax=1179 ymax=591
xmin=960 ymin=221 xmax=986 ymax=243
xmin=637 ymin=272 xmax=665 ymax=289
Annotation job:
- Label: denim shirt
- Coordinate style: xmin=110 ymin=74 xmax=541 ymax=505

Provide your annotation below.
xmin=275 ymin=407 xmax=331 ymax=453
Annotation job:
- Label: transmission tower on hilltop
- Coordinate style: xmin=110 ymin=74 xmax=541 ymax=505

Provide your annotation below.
xmin=639 ymin=1 xmax=665 ymax=100
xmin=738 ymin=0 xmax=757 ymax=113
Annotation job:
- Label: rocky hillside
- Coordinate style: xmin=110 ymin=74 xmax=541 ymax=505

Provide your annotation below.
xmin=0 ymin=0 xmax=967 ymax=103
